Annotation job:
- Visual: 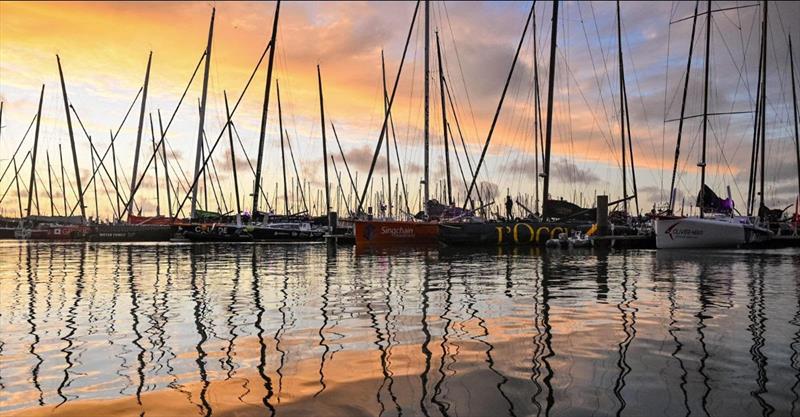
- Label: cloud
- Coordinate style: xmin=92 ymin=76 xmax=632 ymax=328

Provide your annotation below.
xmin=552 ymin=158 xmax=601 ymax=184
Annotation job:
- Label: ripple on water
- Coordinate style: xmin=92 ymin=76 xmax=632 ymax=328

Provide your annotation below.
xmin=0 ymin=243 xmax=798 ymax=416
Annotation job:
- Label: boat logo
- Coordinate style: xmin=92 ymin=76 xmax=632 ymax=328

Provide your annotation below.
xmin=380 ymin=226 xmax=415 ymax=238
xmin=664 ymin=221 xmax=703 ymax=240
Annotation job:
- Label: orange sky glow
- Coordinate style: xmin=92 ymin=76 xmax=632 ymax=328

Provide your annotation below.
xmin=1 ymin=1 xmax=798 ymax=218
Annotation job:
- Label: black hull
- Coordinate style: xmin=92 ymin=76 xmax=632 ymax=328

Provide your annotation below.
xmin=0 ymin=227 xmax=16 ymax=240
xmin=439 ymin=221 xmax=592 ymax=246
xmin=87 ymin=225 xmax=176 ymax=242
xmin=250 ymin=227 xmax=325 ymax=242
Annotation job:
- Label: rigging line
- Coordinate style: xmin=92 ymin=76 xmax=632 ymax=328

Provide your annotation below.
xmin=202 ymin=131 xmax=227 ymax=214
xmin=620 ymin=17 xmax=660 ymax=191
xmin=670 ymin=3 xmax=760 ymax=25
xmin=444 ymin=78 xmax=484 ymax=207
xmin=230 ymin=122 xmax=272 ymax=211
xmin=589 ymin=2 xmax=623 ymax=148
xmin=284 ymin=130 xmax=308 ymax=214
xmin=441 ymin=1 xmax=481 ymax=145
xmin=151 ymin=40 xmax=272 ymax=220
xmin=330 ymin=122 xmax=358 ymax=200
xmin=117 ymin=48 xmax=209 ymax=219
xmin=357 ymin=0 xmax=421 ymax=214
xmin=463 ymin=2 xmax=534 ymax=209
xmin=0 ymin=152 xmax=30 ymax=208
xmin=0 ymin=112 xmax=37 ymax=186
xmin=69 ymin=106 xmax=131 ymax=212
xmin=578 ymin=2 xmax=617 ymax=159
xmin=67 ymin=86 xmax=144 ymax=216
xmin=659 ymin=1 xmax=679 ymax=204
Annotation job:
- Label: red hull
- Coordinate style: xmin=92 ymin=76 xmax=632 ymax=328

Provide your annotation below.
xmin=354 ymin=220 xmax=439 ymax=245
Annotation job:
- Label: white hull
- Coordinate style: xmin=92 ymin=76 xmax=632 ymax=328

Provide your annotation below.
xmin=655 ymin=217 xmax=747 ymax=249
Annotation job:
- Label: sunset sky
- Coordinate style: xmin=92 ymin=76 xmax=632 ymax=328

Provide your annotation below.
xmin=1 ymin=1 xmax=798 ymax=219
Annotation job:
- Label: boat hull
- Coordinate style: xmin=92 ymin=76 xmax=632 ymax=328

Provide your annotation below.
xmin=354 ymin=220 xmax=439 ymax=245
xmin=439 ymin=221 xmax=590 ymax=246
xmin=655 ymin=217 xmax=751 ymax=248
xmin=88 ymin=224 xmax=176 ymax=242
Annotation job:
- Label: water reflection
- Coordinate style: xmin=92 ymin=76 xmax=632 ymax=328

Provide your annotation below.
xmin=0 ymin=244 xmax=798 ymax=416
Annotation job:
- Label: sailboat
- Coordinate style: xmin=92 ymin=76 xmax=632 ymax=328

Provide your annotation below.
xmin=654 ymin=1 xmax=772 ymax=249
xmin=351 ymin=0 xmax=443 ymax=246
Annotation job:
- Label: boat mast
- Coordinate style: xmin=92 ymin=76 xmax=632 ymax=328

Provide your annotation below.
xmin=26 ymin=85 xmax=44 ymax=218
xmin=667 ymin=1 xmax=699 ymax=213
xmin=224 ymin=92 xmax=241 ymax=221
xmin=317 ymin=65 xmax=331 ymax=226
xmin=190 ymin=9 xmax=214 ymax=220
xmin=541 ymin=0 xmax=559 ymax=219
xmin=158 ymin=111 xmax=173 ymax=219
xmin=13 ymin=156 xmax=22 ymax=217
xmin=790 ymin=34 xmax=799 ymax=204
xmin=436 ymin=31 xmax=452 ymax=205
xmin=128 ymin=52 xmax=152 ymax=220
xmin=423 ymin=0 xmax=430 ymax=214
xmin=616 ymin=1 xmax=628 ymax=213
xmin=758 ymin=1 xmax=768 ymax=214
xmin=252 ymin=1 xmax=281 ymax=219
xmin=110 ymin=130 xmax=121 ymax=220
xmin=59 ymin=144 xmax=67 ymax=215
xmin=90 ymin=138 xmax=98 ymax=220
xmin=149 ymin=114 xmax=160 ymax=216
xmin=381 ymin=51 xmax=393 ymax=216
xmin=747 ymin=5 xmax=767 ymax=216
xmin=532 ymin=4 xmax=542 ymax=215
xmin=56 ymin=56 xmax=86 ymax=220
xmin=698 ymin=0 xmax=711 ymax=219
xmin=47 ymin=151 xmax=54 ymax=216
xmin=277 ymin=80 xmax=289 ymax=215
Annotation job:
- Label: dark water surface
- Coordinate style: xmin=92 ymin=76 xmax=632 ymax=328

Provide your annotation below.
xmin=0 ymin=242 xmax=798 ymax=417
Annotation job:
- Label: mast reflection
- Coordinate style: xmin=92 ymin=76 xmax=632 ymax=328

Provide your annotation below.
xmin=251 ymin=246 xmax=275 ymax=415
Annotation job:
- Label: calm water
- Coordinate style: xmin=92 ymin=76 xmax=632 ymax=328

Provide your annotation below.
xmin=0 ymin=242 xmax=798 ymax=417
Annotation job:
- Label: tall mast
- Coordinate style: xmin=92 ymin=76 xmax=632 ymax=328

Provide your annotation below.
xmin=126 ymin=52 xmax=153 ymax=220
xmin=223 ymin=92 xmax=241 ymax=220
xmin=381 ymin=51 xmax=393 ymax=216
xmin=26 ymin=85 xmax=44 ymax=218
xmin=532 ymin=4 xmax=542 ymax=214
xmin=423 ymin=0 xmax=430 ymax=214
xmin=149 ymin=114 xmax=160 ymax=216
xmin=59 ymin=144 xmax=67 ymax=216
xmin=110 ymin=130 xmax=121 ymax=220
xmin=277 ymin=80 xmax=289 ymax=215
xmin=668 ymin=1 xmax=699 ymax=213
xmin=158 ymin=111 xmax=173 ymax=219
xmin=747 ymin=6 xmax=766 ymax=215
xmin=790 ymin=35 xmax=799 ymax=203
xmin=541 ymin=0 xmax=559 ymax=219
xmin=698 ymin=0 xmax=711 ymax=219
xmin=758 ymin=1 xmax=768 ymax=214
xmin=90 ymin=138 xmax=98 ymax=220
xmin=190 ymin=9 xmax=215 ymax=219
xmin=47 ymin=151 xmax=54 ymax=216
xmin=436 ymin=31 xmax=452 ymax=205
xmin=56 ymin=56 xmax=86 ymax=220
xmin=252 ymin=1 xmax=281 ymax=218
xmin=318 ymin=65 xmax=331 ymax=226
xmin=616 ymin=0 xmax=628 ymax=213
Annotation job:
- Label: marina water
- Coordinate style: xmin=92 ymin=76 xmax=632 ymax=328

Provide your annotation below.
xmin=1 ymin=242 xmax=798 ymax=416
